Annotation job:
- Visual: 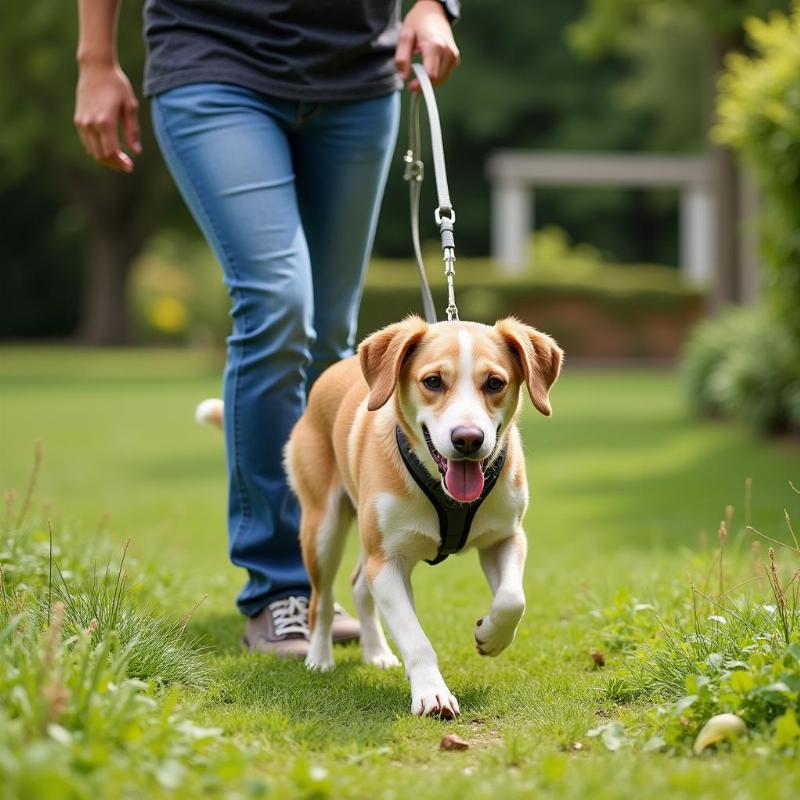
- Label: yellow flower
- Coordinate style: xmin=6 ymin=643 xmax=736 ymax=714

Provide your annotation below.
xmin=147 ymin=296 xmax=189 ymax=335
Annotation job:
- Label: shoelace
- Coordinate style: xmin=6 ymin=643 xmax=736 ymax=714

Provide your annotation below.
xmin=268 ymin=596 xmax=310 ymax=638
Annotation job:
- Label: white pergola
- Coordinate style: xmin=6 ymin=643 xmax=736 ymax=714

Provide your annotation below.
xmin=485 ymin=151 xmax=718 ymax=287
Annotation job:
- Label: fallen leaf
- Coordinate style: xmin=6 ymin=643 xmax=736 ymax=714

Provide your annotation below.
xmin=440 ymin=733 xmax=470 ymax=751
xmin=589 ymin=648 xmax=606 ymax=667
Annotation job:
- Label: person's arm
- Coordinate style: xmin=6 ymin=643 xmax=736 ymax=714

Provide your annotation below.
xmin=395 ymin=0 xmax=461 ymax=90
xmin=74 ymin=0 xmax=141 ymax=173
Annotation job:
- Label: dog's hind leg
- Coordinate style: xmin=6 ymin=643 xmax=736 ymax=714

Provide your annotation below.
xmin=351 ymin=557 xmax=399 ymax=669
xmin=303 ymin=484 xmax=353 ymax=672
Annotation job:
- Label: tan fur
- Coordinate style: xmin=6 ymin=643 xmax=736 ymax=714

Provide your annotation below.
xmin=285 ymin=316 xmax=562 ymax=643
xmin=495 ymin=317 xmax=564 ymax=416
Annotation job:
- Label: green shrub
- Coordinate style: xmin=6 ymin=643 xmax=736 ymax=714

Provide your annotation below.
xmin=129 ymin=230 xmax=230 ymax=346
xmin=691 ymin=5 xmax=800 ymax=435
xmin=682 ymin=307 xmax=800 ymax=433
xmin=716 ymin=5 xmax=800 ymax=339
xmin=131 ymin=226 xmax=698 ymax=349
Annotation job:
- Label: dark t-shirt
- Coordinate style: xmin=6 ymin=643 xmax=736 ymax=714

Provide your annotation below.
xmin=143 ymin=0 xmax=404 ymax=101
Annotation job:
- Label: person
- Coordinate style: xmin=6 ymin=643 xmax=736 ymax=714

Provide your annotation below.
xmin=74 ymin=1 xmax=461 ymax=656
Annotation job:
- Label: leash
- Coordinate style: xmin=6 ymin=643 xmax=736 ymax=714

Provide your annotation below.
xmin=399 ymin=67 xmax=507 ymax=566
xmin=403 ymin=63 xmax=459 ymax=323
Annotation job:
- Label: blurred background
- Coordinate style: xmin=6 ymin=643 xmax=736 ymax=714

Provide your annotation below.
xmin=1 ymin=0 xmax=799 ymax=436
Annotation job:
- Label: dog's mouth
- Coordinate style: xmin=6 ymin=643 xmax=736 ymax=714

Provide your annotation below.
xmin=422 ymin=426 xmax=486 ymax=503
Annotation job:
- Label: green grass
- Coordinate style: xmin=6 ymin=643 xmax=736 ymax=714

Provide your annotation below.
xmin=1 ymin=346 xmax=799 ymax=798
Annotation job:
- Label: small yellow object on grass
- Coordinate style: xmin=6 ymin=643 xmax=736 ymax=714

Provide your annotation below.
xmin=693 ymin=713 xmax=747 ymax=754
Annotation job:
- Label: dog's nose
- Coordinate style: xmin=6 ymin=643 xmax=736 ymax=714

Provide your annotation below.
xmin=450 ymin=426 xmax=484 ymax=456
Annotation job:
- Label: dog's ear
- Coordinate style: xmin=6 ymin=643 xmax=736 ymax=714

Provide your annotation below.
xmin=358 ymin=316 xmax=428 ymax=411
xmin=495 ymin=317 xmax=563 ymax=416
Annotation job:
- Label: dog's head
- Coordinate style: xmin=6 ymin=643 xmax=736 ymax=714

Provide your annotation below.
xmin=358 ymin=316 xmax=563 ymax=503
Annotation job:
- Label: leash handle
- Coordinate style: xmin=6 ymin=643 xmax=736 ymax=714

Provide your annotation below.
xmin=403 ymin=63 xmax=459 ymax=323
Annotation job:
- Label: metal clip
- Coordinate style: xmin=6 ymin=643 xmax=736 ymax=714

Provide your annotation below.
xmin=434 ymin=206 xmax=456 ymax=225
xmin=443 ymin=246 xmax=459 ymax=321
xmin=403 ymin=150 xmax=424 ymax=183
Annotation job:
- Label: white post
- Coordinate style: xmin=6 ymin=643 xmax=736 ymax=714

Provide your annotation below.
xmin=491 ymin=181 xmax=530 ymax=275
xmin=680 ymin=185 xmax=715 ymax=287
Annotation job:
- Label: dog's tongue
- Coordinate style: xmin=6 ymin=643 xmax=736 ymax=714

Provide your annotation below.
xmin=445 ymin=460 xmax=485 ymax=503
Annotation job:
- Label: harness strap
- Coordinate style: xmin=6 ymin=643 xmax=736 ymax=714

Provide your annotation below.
xmin=403 ymin=63 xmax=459 ymax=323
xmin=395 ymin=426 xmax=507 ymax=566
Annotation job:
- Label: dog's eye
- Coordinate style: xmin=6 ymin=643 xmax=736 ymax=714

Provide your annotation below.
xmin=422 ymin=375 xmax=443 ymax=391
xmin=485 ymin=376 xmax=506 ymax=393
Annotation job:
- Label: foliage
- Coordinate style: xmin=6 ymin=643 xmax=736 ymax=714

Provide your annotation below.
xmin=715 ymin=4 xmax=800 ymax=340
xmin=0 ymin=0 xmax=185 ymax=342
xmin=570 ymin=0 xmax=788 ymax=54
xmin=568 ymin=0 xmax=790 ymax=151
xmin=0 ymin=178 xmax=83 ymax=339
xmin=592 ymin=487 xmax=800 ymax=754
xmin=0 ymin=611 xmax=257 ymax=799
xmin=129 ymin=231 xmax=230 ymax=345
xmin=380 ymin=0 xmax=672 ymax=263
xmin=131 ymin=227 xmax=701 ymax=360
xmin=0 ymin=516 xmax=259 ymax=797
xmin=682 ymin=306 xmax=800 ymax=433
xmin=569 ymin=3 xmax=709 ymax=153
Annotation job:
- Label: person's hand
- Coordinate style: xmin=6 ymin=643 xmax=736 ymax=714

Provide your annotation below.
xmin=74 ymin=63 xmax=141 ymax=172
xmin=395 ymin=0 xmax=460 ymax=91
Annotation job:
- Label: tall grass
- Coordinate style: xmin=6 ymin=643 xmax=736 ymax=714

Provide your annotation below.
xmin=1 ymin=443 xmax=210 ymax=688
xmin=594 ymin=481 xmax=800 ymax=751
xmin=0 ymin=446 xmax=256 ymax=798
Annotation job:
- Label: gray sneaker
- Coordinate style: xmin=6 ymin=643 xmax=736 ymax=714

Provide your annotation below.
xmin=244 ymin=596 xmax=310 ymax=657
xmin=243 ymin=596 xmax=362 ymax=657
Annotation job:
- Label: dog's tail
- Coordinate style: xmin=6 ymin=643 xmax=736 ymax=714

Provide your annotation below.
xmin=195 ymin=398 xmax=224 ymax=430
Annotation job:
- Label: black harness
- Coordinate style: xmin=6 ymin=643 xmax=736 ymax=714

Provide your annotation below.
xmin=395 ymin=426 xmax=507 ymax=565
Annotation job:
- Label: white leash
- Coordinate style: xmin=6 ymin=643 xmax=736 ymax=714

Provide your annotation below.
xmin=403 ymin=63 xmax=458 ymax=323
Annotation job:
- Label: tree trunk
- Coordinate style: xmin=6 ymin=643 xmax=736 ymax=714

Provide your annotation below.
xmin=71 ymin=169 xmax=154 ymax=346
xmin=77 ymin=218 xmax=139 ymax=345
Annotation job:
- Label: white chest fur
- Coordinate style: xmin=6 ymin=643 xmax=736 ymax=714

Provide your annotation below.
xmin=374 ymin=467 xmax=527 ymax=563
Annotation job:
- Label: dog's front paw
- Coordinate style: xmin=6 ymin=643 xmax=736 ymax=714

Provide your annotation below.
xmin=474 ymin=614 xmax=518 ymax=657
xmin=411 ymin=683 xmax=460 ymax=718
xmin=363 ymin=649 xmax=400 ymax=669
xmin=306 ymin=647 xmax=335 ymax=672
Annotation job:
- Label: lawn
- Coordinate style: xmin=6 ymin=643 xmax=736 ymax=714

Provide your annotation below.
xmin=1 ymin=346 xmax=799 ymax=798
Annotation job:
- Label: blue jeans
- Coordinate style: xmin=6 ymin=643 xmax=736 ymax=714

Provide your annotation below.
xmin=152 ymin=83 xmax=400 ymax=616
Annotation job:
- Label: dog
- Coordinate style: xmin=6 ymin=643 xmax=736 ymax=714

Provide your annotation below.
xmin=284 ymin=316 xmax=562 ymax=718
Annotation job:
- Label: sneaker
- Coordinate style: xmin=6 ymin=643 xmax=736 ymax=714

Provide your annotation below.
xmin=243 ymin=595 xmax=310 ymax=657
xmin=332 ymin=602 xmax=361 ymax=645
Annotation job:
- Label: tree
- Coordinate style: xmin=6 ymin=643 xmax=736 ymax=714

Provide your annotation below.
xmin=0 ymin=1 xmax=181 ymax=344
xmin=568 ymin=0 xmax=790 ymax=308
xmin=716 ymin=6 xmax=800 ymax=340
xmin=376 ymin=0 xmax=669 ymax=264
